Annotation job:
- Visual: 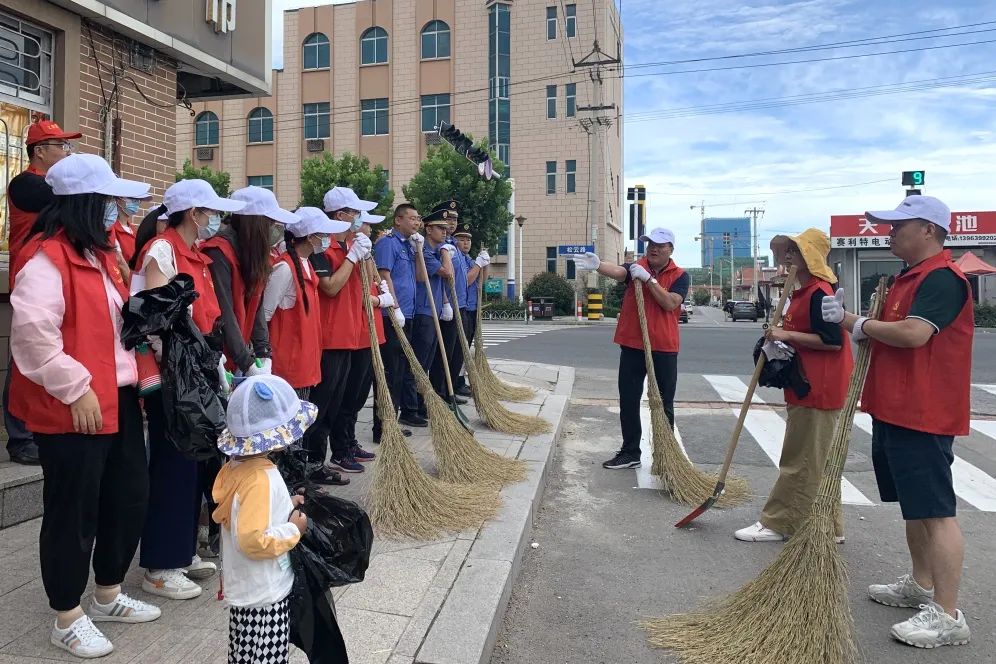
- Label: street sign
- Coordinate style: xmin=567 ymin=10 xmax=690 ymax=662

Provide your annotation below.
xmin=831 ymin=211 xmax=996 ymax=247
xmin=485 ymin=278 xmax=504 ymax=295
xmin=901 ymin=171 xmax=925 ymax=187
xmin=559 ymin=244 xmax=595 ymax=256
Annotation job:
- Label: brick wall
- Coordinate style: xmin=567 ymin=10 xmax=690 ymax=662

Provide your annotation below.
xmin=78 ymin=23 xmax=178 ymax=199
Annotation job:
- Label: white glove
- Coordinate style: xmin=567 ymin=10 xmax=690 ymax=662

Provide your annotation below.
xmin=629 ymin=263 xmax=652 ymax=283
xmin=761 ymin=340 xmax=795 ymax=362
xmin=441 ymin=243 xmax=457 ymax=255
xmin=246 ymin=358 xmax=272 ymax=376
xmin=408 ymin=232 xmax=424 ymax=249
xmin=821 ymin=288 xmax=845 ymax=324
xmin=574 ymin=251 xmax=600 ymax=271
xmin=378 ymin=280 xmax=390 ymax=295
xmin=393 ymin=307 xmax=406 ymax=328
xmin=217 ymin=356 xmax=231 ymax=396
xmin=346 ymin=234 xmax=372 ymax=263
xmin=441 ymin=303 xmax=454 ymax=321
xmin=377 ymin=291 xmax=396 ymax=309
xmin=476 ymin=250 xmax=491 ymax=268
xmin=851 ymin=316 xmax=870 ymax=342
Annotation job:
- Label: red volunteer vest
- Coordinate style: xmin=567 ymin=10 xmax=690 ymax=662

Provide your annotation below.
xmin=201 ymin=235 xmax=264 ymax=343
xmin=614 ymin=258 xmax=685 ymax=353
xmin=318 ymin=243 xmax=364 ymax=351
xmin=782 ymin=279 xmax=853 ymax=410
xmin=7 ymin=165 xmax=46 ymax=280
xmin=159 ymin=228 xmax=222 ymax=335
xmin=269 ymin=253 xmax=322 ymax=388
xmin=862 ymin=252 xmax=974 ymax=436
xmin=110 ymin=220 xmax=137 ymax=265
xmin=9 ymin=232 xmax=129 ymax=434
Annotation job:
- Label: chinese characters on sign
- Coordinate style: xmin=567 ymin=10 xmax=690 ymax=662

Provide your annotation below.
xmin=830 ymin=212 xmax=996 ymax=248
xmin=206 ymin=0 xmax=236 ymax=34
xmin=559 ymin=244 xmax=596 ymax=256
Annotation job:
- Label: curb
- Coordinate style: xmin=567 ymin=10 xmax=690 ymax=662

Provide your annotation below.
xmin=411 ymin=365 xmax=574 ymax=664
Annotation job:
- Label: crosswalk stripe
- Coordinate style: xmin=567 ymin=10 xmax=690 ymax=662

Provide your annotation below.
xmin=703 ymin=376 xmax=875 ymax=506
xmin=973 ymin=384 xmax=996 ymax=397
xmin=851 ymin=413 xmax=996 ymax=513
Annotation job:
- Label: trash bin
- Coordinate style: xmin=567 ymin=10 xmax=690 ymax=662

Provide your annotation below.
xmin=529 ymin=297 xmax=554 ymax=320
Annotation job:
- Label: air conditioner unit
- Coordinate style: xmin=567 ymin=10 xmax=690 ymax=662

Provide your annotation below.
xmin=196 ymin=147 xmax=214 ymax=161
xmin=423 ymin=131 xmax=442 ymax=145
xmin=307 ymin=139 xmax=326 ymax=153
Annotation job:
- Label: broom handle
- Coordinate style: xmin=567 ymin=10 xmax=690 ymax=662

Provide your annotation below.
xmin=715 ymin=266 xmax=798 ymax=483
xmin=414 ymin=241 xmax=457 ymax=397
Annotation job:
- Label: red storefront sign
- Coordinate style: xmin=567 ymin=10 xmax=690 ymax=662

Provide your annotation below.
xmin=830 ymin=212 xmax=996 ymax=248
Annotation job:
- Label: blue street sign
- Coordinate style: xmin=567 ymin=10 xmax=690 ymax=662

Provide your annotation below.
xmin=559 ymin=244 xmax=595 ymax=256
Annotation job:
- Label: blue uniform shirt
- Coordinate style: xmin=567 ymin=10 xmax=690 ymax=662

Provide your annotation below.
xmin=464 ymin=253 xmax=479 ymax=311
xmin=451 ymin=243 xmax=468 ymax=309
xmin=414 ymin=242 xmax=444 ymax=316
xmin=374 ymin=231 xmax=416 ymax=319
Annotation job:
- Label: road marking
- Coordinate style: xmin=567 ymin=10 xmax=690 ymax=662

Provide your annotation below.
xmin=703 ymin=376 xmax=874 ymax=506
xmin=973 ymin=384 xmax=996 ymax=397
xmin=479 ymin=327 xmax=556 ymax=349
xmin=854 ymin=413 xmax=996 ymax=513
xmin=636 ymin=398 xmax=689 ymax=490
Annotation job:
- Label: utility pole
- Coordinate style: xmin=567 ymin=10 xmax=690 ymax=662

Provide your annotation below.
xmin=745 ymin=206 xmax=765 ymax=302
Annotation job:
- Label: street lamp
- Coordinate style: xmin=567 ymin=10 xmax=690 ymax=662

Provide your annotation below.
xmin=516 ymin=215 xmax=527 ymax=304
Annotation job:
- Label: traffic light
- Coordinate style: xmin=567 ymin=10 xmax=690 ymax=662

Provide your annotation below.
xmin=436 ymin=121 xmax=498 ymax=180
xmin=902 ymin=171 xmax=925 ymax=187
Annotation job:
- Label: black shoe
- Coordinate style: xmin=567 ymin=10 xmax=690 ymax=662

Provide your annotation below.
xmin=440 ymin=393 xmax=468 ymax=405
xmin=402 ymin=428 xmax=412 ymax=437
xmin=455 ymin=385 xmax=473 ymax=397
xmin=399 ymin=414 xmax=428 ymax=427
xmin=602 ymin=452 xmax=641 ymax=469
xmin=309 ymin=464 xmax=351 ymax=485
xmin=8 ymin=443 xmax=40 ymax=465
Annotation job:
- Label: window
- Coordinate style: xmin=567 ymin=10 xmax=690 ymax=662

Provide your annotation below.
xmin=546 ymin=161 xmax=556 ymax=194
xmin=361 ymin=98 xmax=389 ymax=136
xmin=361 ymin=27 xmax=388 ymax=65
xmin=247 ymin=107 xmax=273 ymax=144
xmin=566 ymin=83 xmax=576 ymax=117
xmin=546 ymin=246 xmax=557 ymax=273
xmin=497 ymin=232 xmax=509 ymax=255
xmin=0 ymin=11 xmax=54 ymax=113
xmin=546 ymin=85 xmax=557 ymax=119
xmin=566 ymin=258 xmax=576 ymax=280
xmin=546 ymin=7 xmax=557 ymax=40
xmin=194 ymin=111 xmax=219 ymax=146
xmin=859 ymin=259 xmax=903 ymax=313
xmin=565 ymin=4 xmax=577 ymax=38
xmin=421 ymin=94 xmax=451 ymax=132
xmin=303 ymin=32 xmax=330 ymax=70
xmin=248 ymin=175 xmax=273 ymax=191
xmin=489 ymin=4 xmax=511 ymax=171
xmin=303 ymin=102 xmax=330 ymax=139
xmin=421 ymin=20 xmax=451 ymax=59
xmin=566 ymin=159 xmax=576 ymax=193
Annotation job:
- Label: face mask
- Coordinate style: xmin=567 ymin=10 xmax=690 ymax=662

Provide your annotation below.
xmin=103 ymin=200 xmax=119 ymax=229
xmin=269 ymin=224 xmax=285 ymax=246
xmin=196 ymin=212 xmax=221 ymax=241
xmin=349 ymin=216 xmax=363 ymax=232
xmin=319 ymin=236 xmax=331 ymax=251
xmin=122 ymin=199 xmax=141 ymax=216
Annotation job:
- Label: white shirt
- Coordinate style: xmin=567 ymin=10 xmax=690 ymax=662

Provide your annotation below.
xmin=261 ymin=257 xmax=313 ymax=322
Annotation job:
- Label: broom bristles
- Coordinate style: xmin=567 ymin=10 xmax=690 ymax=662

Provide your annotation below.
xmin=472 ymin=279 xmax=537 ymax=402
xmin=452 ymin=280 xmax=550 ymax=436
xmin=633 ymin=281 xmax=750 ymax=507
xmin=358 ymin=260 xmax=501 ymax=540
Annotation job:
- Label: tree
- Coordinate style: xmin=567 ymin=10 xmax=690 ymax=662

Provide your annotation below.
xmin=524 ymin=272 xmax=574 ymax=316
xmin=692 ymin=288 xmax=711 ymax=306
xmin=176 ymin=159 xmax=231 ymax=197
xmin=299 ymin=152 xmax=394 ymax=218
xmin=403 ymin=142 xmax=512 ymax=252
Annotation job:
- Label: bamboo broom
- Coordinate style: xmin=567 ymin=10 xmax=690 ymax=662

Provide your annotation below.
xmin=359 ymin=258 xmax=500 ymax=540
xmin=449 ymin=277 xmax=550 ymax=436
xmin=472 ymin=272 xmax=537 ymax=403
xmin=632 ymin=280 xmax=750 ymax=507
xmin=641 ymin=277 xmax=889 ymax=664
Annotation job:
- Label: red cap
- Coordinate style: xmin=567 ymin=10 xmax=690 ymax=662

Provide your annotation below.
xmin=26 ymin=120 xmax=82 ymax=146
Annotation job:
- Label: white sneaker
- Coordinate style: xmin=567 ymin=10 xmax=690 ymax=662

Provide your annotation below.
xmin=51 ymin=615 xmax=113 ymax=659
xmin=734 ymin=522 xmax=786 ymax=542
xmin=184 ymin=554 xmax=217 ymax=581
xmin=891 ymin=603 xmax=971 ymax=648
xmin=869 ymin=573 xmax=934 ymax=608
xmin=89 ymin=592 xmax=161 ymax=624
xmin=142 ymin=568 xmax=203 ymax=600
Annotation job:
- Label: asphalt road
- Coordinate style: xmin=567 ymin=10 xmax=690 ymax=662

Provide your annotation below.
xmin=485 ymin=310 xmax=996 ymax=664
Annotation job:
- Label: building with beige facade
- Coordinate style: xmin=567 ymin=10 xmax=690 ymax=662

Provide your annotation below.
xmin=177 ymin=0 xmax=623 ymax=297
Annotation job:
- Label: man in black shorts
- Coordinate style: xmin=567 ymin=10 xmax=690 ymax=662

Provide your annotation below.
xmin=823 ymin=195 xmax=973 ymax=649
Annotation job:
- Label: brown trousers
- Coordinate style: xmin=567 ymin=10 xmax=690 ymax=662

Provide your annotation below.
xmin=760 ymin=404 xmax=844 ymax=537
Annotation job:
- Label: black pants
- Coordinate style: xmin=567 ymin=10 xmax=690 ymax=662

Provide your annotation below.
xmin=303 ymin=349 xmax=351 ymax=464
xmin=374 ymin=321 xmax=412 ymax=437
xmin=454 ymin=313 xmax=477 ymax=390
xmin=3 ymin=358 xmax=33 ymax=453
xmin=140 ymin=393 xmax=197 ymax=570
xmin=430 ymin=316 xmax=459 ymax=397
xmin=36 ymin=387 xmax=148 ymax=611
xmin=330 ymin=348 xmax=372 ymax=457
xmin=618 ymin=346 xmax=678 ymax=457
xmin=405 ymin=315 xmax=438 ymax=418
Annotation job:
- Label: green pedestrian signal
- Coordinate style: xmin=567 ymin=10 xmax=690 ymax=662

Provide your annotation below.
xmin=902 ymin=171 xmax=925 ymax=187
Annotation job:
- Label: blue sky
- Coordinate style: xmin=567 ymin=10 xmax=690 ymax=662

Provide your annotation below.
xmin=271 ymin=1 xmax=996 ymax=266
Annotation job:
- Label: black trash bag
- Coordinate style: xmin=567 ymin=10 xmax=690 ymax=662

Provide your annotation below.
xmin=300 ymin=492 xmax=374 ymax=587
xmin=752 ymin=337 xmax=811 ymax=399
xmin=121 ymin=275 xmax=226 ymax=461
xmin=288 ymin=541 xmax=349 ymax=664
xmin=274 ymin=443 xmax=312 ymax=494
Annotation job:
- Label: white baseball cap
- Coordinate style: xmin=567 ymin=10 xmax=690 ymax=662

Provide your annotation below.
xmin=358 ymin=210 xmax=385 ymax=225
xmin=164 ymin=179 xmax=246 ymax=215
xmin=45 ymin=153 xmax=150 ymax=199
xmin=230 ymin=186 xmax=300 ymax=225
xmin=866 ymin=195 xmax=952 ymax=232
xmin=292 ymin=206 xmax=349 ymax=237
xmin=640 ymin=227 xmax=676 ymax=246
xmin=323 ymin=186 xmax=378 ymax=213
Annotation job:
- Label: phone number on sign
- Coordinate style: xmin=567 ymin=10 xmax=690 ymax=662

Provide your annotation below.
xmin=949 ymin=234 xmax=996 ymax=242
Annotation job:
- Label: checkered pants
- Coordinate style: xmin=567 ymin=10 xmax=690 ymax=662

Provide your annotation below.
xmin=228 ymin=597 xmax=290 ymax=664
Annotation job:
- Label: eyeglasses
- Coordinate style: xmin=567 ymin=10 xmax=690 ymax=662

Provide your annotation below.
xmin=36 ymin=141 xmax=72 ymax=152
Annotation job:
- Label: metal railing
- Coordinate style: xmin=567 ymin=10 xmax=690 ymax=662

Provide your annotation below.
xmin=481 ymin=308 xmax=526 ymax=321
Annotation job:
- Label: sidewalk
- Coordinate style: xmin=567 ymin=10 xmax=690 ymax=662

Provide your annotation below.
xmin=0 ymin=360 xmax=574 ymax=664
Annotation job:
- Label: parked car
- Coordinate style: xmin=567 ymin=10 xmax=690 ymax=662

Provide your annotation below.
xmin=680 ymin=302 xmax=690 ymax=323
xmin=731 ymin=301 xmax=758 ymax=322
xmin=683 ymin=300 xmax=694 ymax=315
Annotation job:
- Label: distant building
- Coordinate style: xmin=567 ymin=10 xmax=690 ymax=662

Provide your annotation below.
xmin=700 ymin=216 xmax=751 ymax=268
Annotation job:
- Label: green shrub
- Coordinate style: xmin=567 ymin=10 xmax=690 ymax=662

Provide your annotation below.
xmin=692 ymin=288 xmax=711 ymax=306
xmin=976 ymin=303 xmax=996 ymax=328
xmin=524 ymin=272 xmax=575 ymax=315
